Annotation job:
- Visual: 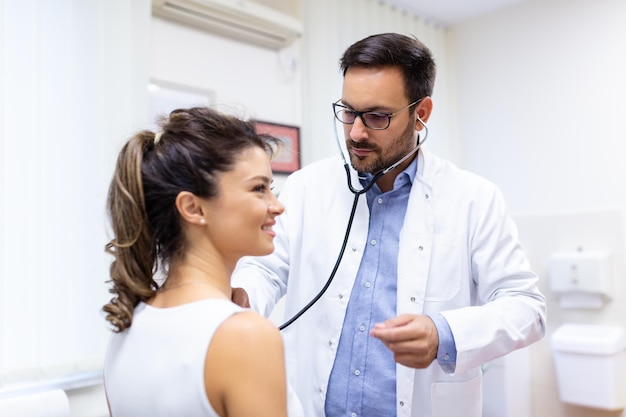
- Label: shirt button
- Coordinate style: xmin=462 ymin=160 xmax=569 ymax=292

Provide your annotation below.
xmin=371 ymin=239 xmax=377 ymax=245
xmin=359 ymin=325 xmax=365 ymax=332
xmin=338 ymin=294 xmax=343 ymax=299
xmin=354 ymin=369 xmax=361 ymax=376
xmin=410 ymin=296 xmax=416 ymax=302
xmin=418 ymin=245 xmax=423 ymax=251
xmin=365 ymin=281 xmax=371 ymax=288
xmin=351 ymin=413 xmax=357 ymax=417
xmin=377 ymin=197 xmax=383 ymax=204
xmin=444 ymin=353 xmax=450 ymax=360
xmin=400 ymin=401 xmax=405 ymax=407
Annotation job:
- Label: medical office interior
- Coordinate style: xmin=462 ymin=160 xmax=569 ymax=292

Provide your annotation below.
xmin=1 ymin=0 xmax=625 ymax=416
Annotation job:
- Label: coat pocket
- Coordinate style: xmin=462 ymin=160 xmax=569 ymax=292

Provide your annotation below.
xmin=431 ymin=372 xmax=482 ymax=417
xmin=424 ymin=234 xmax=465 ymax=301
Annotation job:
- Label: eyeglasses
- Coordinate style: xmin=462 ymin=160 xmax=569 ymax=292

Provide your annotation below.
xmin=332 ymin=98 xmax=422 ymax=130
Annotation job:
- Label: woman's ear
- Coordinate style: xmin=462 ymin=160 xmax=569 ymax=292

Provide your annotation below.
xmin=175 ymin=191 xmax=206 ymax=225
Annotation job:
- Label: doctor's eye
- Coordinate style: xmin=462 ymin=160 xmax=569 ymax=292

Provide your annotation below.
xmin=362 ymin=112 xmax=390 ymax=127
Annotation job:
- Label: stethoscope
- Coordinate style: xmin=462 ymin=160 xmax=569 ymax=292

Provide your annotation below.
xmin=278 ymin=112 xmax=429 ymax=331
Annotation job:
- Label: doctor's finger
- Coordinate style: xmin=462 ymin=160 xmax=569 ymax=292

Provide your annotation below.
xmin=386 ymin=338 xmax=439 ymax=366
xmin=387 ymin=337 xmax=435 ymax=354
xmin=371 ymin=326 xmax=416 ymax=343
xmin=392 ymin=350 xmax=437 ymax=369
xmin=371 ymin=315 xmax=433 ymax=342
xmin=231 ymin=287 xmax=251 ymax=308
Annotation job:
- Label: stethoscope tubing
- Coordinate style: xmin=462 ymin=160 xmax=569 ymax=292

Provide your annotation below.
xmin=278 ymin=115 xmax=428 ymax=331
xmin=278 ymin=183 xmax=360 ymax=330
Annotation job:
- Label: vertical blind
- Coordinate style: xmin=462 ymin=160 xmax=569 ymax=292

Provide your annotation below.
xmin=0 ymin=0 xmax=150 ymax=389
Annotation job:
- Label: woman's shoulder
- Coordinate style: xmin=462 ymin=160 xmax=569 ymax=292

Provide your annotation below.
xmin=217 ymin=310 xmax=282 ymax=346
xmin=204 ymin=310 xmax=287 ymax=417
xmin=207 ymin=311 xmax=284 ymax=386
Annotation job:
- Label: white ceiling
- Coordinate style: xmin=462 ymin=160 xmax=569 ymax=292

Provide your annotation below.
xmin=382 ymin=0 xmax=529 ymax=26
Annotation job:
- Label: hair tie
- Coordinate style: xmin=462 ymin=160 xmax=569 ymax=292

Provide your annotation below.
xmin=154 ymin=132 xmax=163 ymax=144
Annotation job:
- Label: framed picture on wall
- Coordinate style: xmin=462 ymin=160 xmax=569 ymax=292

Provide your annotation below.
xmin=255 ymin=121 xmax=301 ymax=174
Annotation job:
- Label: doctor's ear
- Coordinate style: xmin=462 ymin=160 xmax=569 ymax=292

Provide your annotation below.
xmin=415 ymin=96 xmax=433 ymax=125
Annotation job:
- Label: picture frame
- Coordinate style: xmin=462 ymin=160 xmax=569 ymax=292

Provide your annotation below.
xmin=255 ymin=121 xmax=301 ymax=174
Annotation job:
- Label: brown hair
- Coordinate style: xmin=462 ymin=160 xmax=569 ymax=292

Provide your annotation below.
xmin=103 ymin=107 xmax=278 ymax=332
xmin=339 ymin=33 xmax=436 ymax=104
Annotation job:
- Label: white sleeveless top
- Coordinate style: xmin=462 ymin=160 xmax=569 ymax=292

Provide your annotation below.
xmin=104 ymin=299 xmax=243 ymax=417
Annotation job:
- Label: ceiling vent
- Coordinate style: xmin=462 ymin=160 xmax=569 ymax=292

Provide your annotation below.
xmin=152 ymin=0 xmax=303 ymax=50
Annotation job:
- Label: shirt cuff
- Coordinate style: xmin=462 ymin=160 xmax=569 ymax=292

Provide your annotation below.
xmin=428 ymin=312 xmax=457 ymax=373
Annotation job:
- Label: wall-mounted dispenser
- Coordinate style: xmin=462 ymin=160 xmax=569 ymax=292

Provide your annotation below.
xmin=549 ymin=250 xmax=612 ymax=308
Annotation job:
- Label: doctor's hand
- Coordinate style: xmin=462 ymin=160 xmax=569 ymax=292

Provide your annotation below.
xmin=231 ymin=287 xmax=251 ymax=308
xmin=369 ymin=314 xmax=439 ymax=369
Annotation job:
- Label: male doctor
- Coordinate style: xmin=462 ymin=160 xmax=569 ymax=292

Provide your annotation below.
xmin=232 ymin=33 xmax=546 ymax=417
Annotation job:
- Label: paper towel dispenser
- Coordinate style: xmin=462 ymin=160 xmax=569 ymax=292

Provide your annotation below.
xmin=549 ymin=250 xmax=612 ymax=309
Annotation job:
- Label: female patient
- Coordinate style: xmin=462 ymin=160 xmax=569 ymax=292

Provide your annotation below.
xmin=102 ymin=107 xmax=288 ymax=417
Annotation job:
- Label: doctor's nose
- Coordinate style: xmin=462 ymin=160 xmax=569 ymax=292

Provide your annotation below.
xmin=348 ymin=116 xmax=369 ymax=142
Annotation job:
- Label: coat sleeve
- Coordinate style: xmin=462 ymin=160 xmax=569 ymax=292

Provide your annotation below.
xmin=440 ymin=184 xmax=547 ymax=373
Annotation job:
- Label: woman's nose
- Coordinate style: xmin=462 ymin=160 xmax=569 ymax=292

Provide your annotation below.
xmin=269 ymin=195 xmax=284 ymax=215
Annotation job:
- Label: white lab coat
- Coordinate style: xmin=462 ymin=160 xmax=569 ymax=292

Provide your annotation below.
xmin=233 ymin=148 xmax=546 ymax=417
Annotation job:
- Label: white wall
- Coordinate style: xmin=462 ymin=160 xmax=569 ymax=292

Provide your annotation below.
xmin=449 ymin=1 xmax=626 ymax=416
xmin=150 ymin=17 xmax=302 ymax=125
xmin=450 ymin=0 xmax=626 ymax=214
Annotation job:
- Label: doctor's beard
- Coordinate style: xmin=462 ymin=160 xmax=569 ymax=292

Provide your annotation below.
xmin=348 ymin=118 xmax=418 ymax=174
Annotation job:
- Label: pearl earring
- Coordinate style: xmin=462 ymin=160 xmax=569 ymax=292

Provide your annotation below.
xmin=200 ymin=218 xmax=206 ymax=225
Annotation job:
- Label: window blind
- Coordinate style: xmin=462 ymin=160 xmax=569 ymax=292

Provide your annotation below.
xmin=0 ymin=0 xmax=150 ymax=391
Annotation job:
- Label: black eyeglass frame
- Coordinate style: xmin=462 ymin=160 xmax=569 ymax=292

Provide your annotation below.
xmin=332 ymin=98 xmax=423 ymax=130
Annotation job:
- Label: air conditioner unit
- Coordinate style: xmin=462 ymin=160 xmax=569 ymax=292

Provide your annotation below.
xmin=152 ymin=0 xmax=303 ymax=50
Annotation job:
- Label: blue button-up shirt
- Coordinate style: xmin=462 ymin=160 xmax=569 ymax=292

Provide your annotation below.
xmin=325 ymin=157 xmax=456 ymax=416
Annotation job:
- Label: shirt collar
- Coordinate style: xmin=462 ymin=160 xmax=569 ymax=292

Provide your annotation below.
xmin=359 ymin=155 xmax=418 ymax=191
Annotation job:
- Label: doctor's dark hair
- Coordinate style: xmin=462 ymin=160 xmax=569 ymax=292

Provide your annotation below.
xmin=103 ymin=106 xmax=279 ymax=332
xmin=339 ymin=33 xmax=436 ymax=103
